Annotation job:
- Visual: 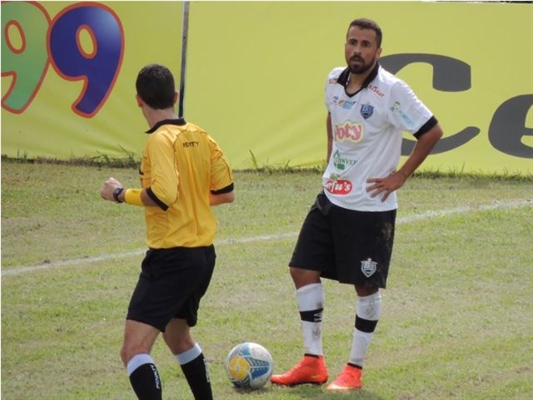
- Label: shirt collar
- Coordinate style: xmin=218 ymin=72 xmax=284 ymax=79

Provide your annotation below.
xmin=145 ymin=118 xmax=186 ymax=134
xmin=336 ymin=62 xmax=380 ymax=89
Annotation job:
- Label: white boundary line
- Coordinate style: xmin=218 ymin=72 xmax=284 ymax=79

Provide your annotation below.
xmin=2 ymin=199 xmax=531 ymax=277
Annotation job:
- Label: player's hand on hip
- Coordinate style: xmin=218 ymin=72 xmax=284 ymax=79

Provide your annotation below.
xmin=366 ymin=172 xmax=406 ymax=202
xmin=101 ymin=177 xmax=123 ymax=201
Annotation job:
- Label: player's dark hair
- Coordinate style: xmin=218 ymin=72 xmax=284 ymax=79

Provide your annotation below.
xmin=348 ymin=18 xmax=382 ymax=47
xmin=136 ymin=64 xmax=175 ymax=110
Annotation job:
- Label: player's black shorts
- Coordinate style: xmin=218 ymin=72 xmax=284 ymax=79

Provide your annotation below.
xmin=289 ymin=192 xmax=396 ymax=288
xmin=127 ymin=245 xmax=216 ymax=332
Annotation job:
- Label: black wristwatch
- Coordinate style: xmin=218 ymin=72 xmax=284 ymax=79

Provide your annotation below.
xmin=113 ymin=187 xmax=124 ymax=203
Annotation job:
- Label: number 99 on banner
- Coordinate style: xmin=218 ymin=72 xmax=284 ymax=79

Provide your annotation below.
xmin=1 ymin=1 xmax=124 ymax=118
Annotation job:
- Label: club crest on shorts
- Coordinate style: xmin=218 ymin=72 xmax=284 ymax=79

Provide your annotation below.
xmin=361 ymin=258 xmax=377 ymax=277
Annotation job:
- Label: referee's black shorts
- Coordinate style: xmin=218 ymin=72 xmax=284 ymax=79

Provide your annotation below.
xmin=127 ymin=245 xmax=216 ymax=332
xmin=289 ymin=192 xmax=396 ymax=288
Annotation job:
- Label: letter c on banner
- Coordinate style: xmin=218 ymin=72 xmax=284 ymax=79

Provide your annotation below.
xmin=489 ymin=95 xmax=533 ymax=158
xmin=381 ymin=54 xmax=480 ymax=155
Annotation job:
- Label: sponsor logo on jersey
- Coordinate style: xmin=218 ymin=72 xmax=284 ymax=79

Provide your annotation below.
xmin=361 ymin=258 xmax=377 ymax=277
xmin=360 ymin=103 xmax=374 ymax=119
xmin=332 ymin=96 xmax=356 ymax=109
xmin=368 ymin=84 xmax=385 ymax=98
xmin=390 ymin=101 xmax=416 ymax=129
xmin=324 ymin=178 xmax=353 ymax=195
xmin=333 ymin=150 xmax=357 ymax=170
xmin=338 ymin=99 xmax=356 ymax=110
xmin=334 ymin=121 xmax=364 ymax=143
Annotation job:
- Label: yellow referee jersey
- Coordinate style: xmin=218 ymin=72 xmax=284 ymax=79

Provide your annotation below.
xmin=140 ymin=119 xmax=233 ymax=248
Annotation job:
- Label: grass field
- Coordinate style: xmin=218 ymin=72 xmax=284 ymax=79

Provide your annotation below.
xmin=1 ymin=161 xmax=532 ymax=399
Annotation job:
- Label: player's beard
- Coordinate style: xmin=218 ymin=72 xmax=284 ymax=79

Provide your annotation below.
xmin=348 ymin=55 xmax=377 ymax=75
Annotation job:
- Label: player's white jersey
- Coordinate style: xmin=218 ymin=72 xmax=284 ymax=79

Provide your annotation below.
xmin=323 ymin=64 xmax=434 ymax=211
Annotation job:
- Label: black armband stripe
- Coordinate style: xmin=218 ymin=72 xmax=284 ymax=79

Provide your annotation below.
xmin=146 ymin=187 xmax=169 ymax=211
xmin=211 ymin=183 xmax=234 ymax=195
xmin=413 ymin=116 xmax=438 ymax=140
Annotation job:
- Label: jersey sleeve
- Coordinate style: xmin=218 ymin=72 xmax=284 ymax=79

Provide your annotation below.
xmin=208 ymin=136 xmax=233 ymax=193
xmin=325 ymin=67 xmax=344 ymax=113
xmin=387 ymin=80 xmax=434 ymax=135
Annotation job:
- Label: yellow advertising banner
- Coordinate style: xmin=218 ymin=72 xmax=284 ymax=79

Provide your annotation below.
xmin=2 ymin=1 xmax=532 ymax=174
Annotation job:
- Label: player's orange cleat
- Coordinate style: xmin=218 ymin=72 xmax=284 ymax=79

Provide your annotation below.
xmin=270 ymin=355 xmax=328 ymax=386
xmin=326 ymin=364 xmax=363 ymax=392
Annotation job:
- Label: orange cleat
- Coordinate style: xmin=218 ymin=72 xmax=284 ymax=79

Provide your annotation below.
xmin=270 ymin=355 xmax=328 ymax=386
xmin=326 ymin=364 xmax=363 ymax=392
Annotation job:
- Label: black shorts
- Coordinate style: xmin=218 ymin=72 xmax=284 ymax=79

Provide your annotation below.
xmin=289 ymin=192 xmax=396 ymax=288
xmin=127 ymin=245 xmax=216 ymax=332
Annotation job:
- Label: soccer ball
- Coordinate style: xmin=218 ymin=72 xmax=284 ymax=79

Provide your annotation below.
xmin=225 ymin=342 xmax=274 ymax=390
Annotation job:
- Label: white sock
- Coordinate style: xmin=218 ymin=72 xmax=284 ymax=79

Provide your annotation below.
xmin=349 ymin=291 xmax=382 ymax=367
xmin=175 ymin=343 xmax=202 ymax=365
xmin=126 ymin=353 xmax=155 ymax=376
xmin=296 ymin=283 xmax=324 ymax=356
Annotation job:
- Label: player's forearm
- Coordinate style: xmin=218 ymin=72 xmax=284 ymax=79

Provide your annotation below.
xmin=113 ymin=188 xmax=158 ymax=207
xmin=210 ymin=191 xmax=235 ymax=206
xmin=398 ymin=126 xmax=443 ymax=179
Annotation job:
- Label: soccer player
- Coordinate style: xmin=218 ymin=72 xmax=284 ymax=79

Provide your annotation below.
xmin=270 ymin=18 xmax=443 ymax=392
xmin=101 ymin=64 xmax=234 ymax=400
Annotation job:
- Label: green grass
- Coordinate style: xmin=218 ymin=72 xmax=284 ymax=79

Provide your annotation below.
xmin=2 ymin=161 xmax=532 ymax=399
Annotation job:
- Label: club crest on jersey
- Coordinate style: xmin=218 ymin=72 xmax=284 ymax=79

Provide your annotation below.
xmin=360 ymin=103 xmax=374 ymax=119
xmin=361 ymin=258 xmax=377 ymax=277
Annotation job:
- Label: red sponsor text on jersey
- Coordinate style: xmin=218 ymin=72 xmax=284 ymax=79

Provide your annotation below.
xmin=368 ymin=84 xmax=385 ymax=98
xmin=334 ymin=122 xmax=364 ymax=143
xmin=325 ymin=179 xmax=353 ymax=195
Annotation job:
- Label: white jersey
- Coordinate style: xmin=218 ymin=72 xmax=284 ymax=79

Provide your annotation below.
xmin=323 ymin=64 xmax=434 ymax=211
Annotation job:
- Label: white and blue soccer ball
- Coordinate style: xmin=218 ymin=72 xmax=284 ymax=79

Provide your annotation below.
xmin=225 ymin=342 xmax=274 ymax=390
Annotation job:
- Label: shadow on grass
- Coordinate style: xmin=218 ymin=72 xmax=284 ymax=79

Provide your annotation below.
xmin=290 ymin=385 xmax=384 ymax=400
xmin=267 ymin=384 xmax=386 ymax=400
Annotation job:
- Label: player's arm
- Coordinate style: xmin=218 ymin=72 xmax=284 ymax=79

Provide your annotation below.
xmin=101 ymin=134 xmax=178 ymax=208
xmin=208 ymin=136 xmax=235 ymax=206
xmin=326 ymin=112 xmax=333 ymax=163
xmin=100 ymin=177 xmax=161 ymax=206
xmin=396 ymin=123 xmax=443 ymax=181
xmin=366 ymin=121 xmax=443 ymax=201
xmin=102 ymin=178 xmax=233 ymax=207
xmin=210 ymin=184 xmax=235 ymax=206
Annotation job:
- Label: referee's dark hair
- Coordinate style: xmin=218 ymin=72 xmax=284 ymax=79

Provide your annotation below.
xmin=136 ymin=64 xmax=175 ymax=110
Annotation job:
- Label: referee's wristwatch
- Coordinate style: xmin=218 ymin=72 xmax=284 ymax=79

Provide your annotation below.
xmin=113 ymin=187 xmax=124 ymax=203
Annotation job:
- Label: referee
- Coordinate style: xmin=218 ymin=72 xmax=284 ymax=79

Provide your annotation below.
xmin=101 ymin=63 xmax=234 ymax=400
